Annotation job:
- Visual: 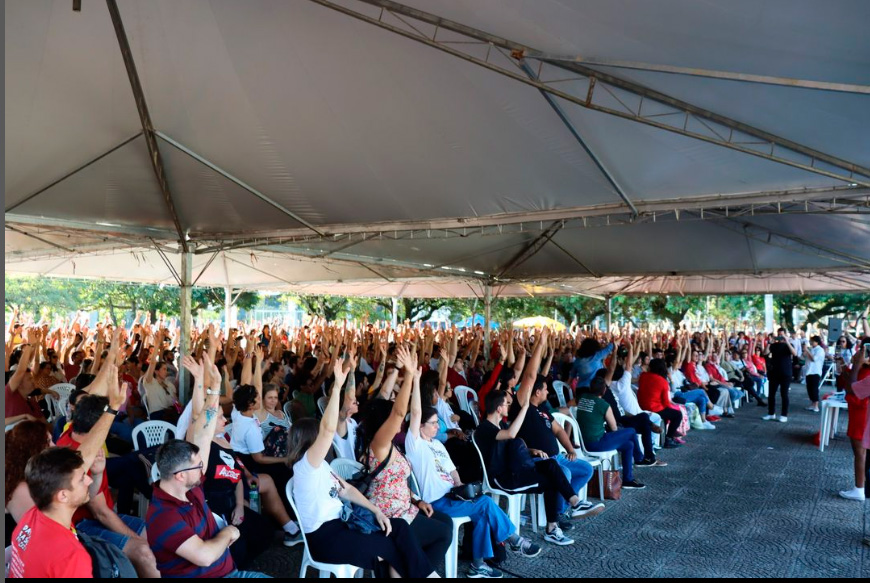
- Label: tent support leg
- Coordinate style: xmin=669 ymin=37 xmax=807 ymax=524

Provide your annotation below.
xmin=606 ymin=295 xmax=613 ymax=331
xmin=179 ymin=250 xmax=193 ymax=404
xmin=484 ymin=284 xmax=493 ymax=355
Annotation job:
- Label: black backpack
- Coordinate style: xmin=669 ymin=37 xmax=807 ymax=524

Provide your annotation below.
xmin=77 ymin=531 xmax=138 ymax=578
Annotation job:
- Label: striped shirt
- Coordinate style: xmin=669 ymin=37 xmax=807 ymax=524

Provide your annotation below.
xmin=146 ymin=485 xmax=234 ymax=578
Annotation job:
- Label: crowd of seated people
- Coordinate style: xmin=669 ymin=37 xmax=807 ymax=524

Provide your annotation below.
xmin=6 ymin=304 xmax=870 ymax=578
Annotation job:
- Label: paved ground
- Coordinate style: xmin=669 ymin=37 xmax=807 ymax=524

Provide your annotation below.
xmin=251 ymin=386 xmax=870 ymax=578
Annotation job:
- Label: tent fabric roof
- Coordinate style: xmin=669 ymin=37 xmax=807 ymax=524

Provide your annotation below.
xmin=5 ymin=0 xmax=870 ymax=296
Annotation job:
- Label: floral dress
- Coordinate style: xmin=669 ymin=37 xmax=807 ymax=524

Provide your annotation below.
xmin=365 ymin=448 xmax=419 ymax=524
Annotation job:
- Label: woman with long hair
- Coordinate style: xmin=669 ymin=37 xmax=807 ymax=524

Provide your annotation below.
xmin=358 ymin=345 xmax=452 ymax=577
xmin=638 ymin=359 xmax=685 ymax=449
xmin=288 ymin=359 xmax=438 ymax=578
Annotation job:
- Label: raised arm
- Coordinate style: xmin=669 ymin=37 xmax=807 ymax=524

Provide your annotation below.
xmin=253 ymin=346 xmax=265 ymax=412
xmin=7 ymin=345 xmax=33 ymax=394
xmin=307 ymin=360 xmax=350 ymax=468
xmin=183 ymin=353 xmax=222 ymax=469
xmin=409 ymin=365 xmax=424 ymax=438
xmin=77 ymin=364 xmax=127 ymax=471
xmin=371 ymin=345 xmax=415 ymax=461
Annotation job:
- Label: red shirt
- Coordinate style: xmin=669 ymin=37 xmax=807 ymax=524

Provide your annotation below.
xmin=9 ymin=506 xmax=93 ymax=578
xmin=56 ymin=429 xmax=114 ymax=524
xmin=704 ymin=363 xmax=728 ymax=384
xmin=637 ymin=372 xmax=672 ymax=412
xmin=5 ymin=383 xmax=44 ymax=420
xmin=683 ymin=362 xmax=705 ymax=387
xmin=477 ymin=362 xmax=504 ymax=404
xmin=64 ymin=364 xmax=81 ymax=382
xmin=751 ymin=354 xmax=767 ymax=374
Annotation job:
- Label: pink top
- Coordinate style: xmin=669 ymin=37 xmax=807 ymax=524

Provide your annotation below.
xmin=851 ymin=375 xmax=870 ymax=449
xmin=366 ymin=448 xmax=419 ymax=524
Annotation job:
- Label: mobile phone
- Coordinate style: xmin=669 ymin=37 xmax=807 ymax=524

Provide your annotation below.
xmin=864 ymin=343 xmax=870 ymax=359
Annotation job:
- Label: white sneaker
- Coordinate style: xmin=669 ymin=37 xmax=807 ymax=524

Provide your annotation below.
xmin=778 ymin=416 xmax=788 ymax=423
xmin=762 ymin=415 xmax=777 ymax=421
xmin=543 ymin=526 xmax=574 ymax=546
xmin=702 ymin=421 xmax=716 ymax=430
xmin=839 ymin=488 xmax=866 ymax=501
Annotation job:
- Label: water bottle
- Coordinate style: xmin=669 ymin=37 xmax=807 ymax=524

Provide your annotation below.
xmin=248 ymin=483 xmax=260 ymax=513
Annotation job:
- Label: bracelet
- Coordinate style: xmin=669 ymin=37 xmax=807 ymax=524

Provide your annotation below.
xmin=206 ymin=389 xmax=220 ymax=396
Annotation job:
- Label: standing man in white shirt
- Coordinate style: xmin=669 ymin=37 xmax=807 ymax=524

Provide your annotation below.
xmin=803 ymin=335 xmax=826 ymax=413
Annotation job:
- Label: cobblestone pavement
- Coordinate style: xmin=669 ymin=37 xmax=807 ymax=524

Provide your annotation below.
xmin=250 ymin=389 xmax=870 ymax=578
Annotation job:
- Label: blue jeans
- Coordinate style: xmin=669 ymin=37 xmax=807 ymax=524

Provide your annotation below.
xmin=551 ymin=453 xmax=594 ymax=513
xmin=76 ymin=514 xmax=145 ymax=550
xmin=673 ymin=389 xmax=709 ymax=417
xmin=432 ymin=495 xmax=515 ymax=561
xmin=111 ymin=417 xmax=143 ymax=444
xmin=585 ymin=428 xmax=642 ymax=483
xmin=727 ymin=387 xmax=743 ymax=404
xmin=224 ymin=570 xmax=272 ymax=578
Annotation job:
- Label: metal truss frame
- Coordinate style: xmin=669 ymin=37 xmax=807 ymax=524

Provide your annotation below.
xmin=308 ymin=0 xmax=870 ymax=188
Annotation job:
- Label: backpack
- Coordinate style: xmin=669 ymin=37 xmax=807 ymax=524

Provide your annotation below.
xmin=489 ymin=438 xmax=539 ymax=492
xmin=77 ymin=531 xmax=138 ymax=578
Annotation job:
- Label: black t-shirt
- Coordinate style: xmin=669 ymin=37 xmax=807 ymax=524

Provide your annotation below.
xmin=512 ymin=402 xmax=559 ymax=457
xmin=768 ymin=342 xmax=794 ymax=379
xmin=474 ymin=420 xmax=500 ymax=471
xmin=603 ymin=389 xmax=625 ymax=425
xmin=203 ymin=441 xmax=244 ymax=514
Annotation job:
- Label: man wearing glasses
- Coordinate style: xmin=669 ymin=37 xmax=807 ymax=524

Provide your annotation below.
xmin=147 ymin=354 xmax=269 ymax=578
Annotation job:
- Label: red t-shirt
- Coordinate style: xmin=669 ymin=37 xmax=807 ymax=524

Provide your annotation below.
xmin=637 ymin=372 xmax=673 ymax=413
xmin=64 ymin=364 xmax=81 ymax=382
xmin=56 ymin=429 xmax=114 ymax=524
xmin=5 ymin=383 xmax=44 ymax=420
xmin=9 ymin=506 xmax=93 ymax=578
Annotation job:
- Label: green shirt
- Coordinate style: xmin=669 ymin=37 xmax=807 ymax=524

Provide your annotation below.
xmin=575 ymin=395 xmax=610 ymax=445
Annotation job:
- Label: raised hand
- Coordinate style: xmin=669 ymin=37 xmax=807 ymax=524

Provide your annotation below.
xmin=182 ymin=355 xmax=204 ymax=379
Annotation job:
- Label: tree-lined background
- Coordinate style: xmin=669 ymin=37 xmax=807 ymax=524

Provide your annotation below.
xmin=5 ymin=276 xmax=868 ymax=330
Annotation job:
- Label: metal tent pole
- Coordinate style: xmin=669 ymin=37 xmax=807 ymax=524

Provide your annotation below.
xmin=178 ymin=250 xmax=193 ymax=404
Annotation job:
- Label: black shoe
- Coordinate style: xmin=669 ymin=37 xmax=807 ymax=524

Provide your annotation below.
xmin=756 ymin=400 xmax=767 ymax=407
xmin=557 ymin=515 xmax=574 ymax=531
xmin=636 ymin=458 xmax=657 ymax=466
xmin=623 ymin=480 xmax=646 ymax=490
xmin=723 ymin=413 xmax=735 ymax=418
xmin=663 ymin=438 xmax=681 ymax=449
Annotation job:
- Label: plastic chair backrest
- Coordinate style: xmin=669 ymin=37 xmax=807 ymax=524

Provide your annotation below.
xmin=283 ymin=400 xmax=294 ymax=421
xmin=317 ymin=396 xmax=327 ymax=416
xmin=454 ymin=386 xmax=478 ymax=417
xmin=553 ymin=412 xmax=583 ymax=451
xmin=330 ymin=458 xmax=364 ymax=480
xmin=132 ymin=420 xmax=176 ymax=451
xmin=285 ymin=479 xmax=316 ymax=565
xmin=470 ymin=433 xmax=495 ymax=492
xmin=553 ymin=381 xmax=570 ymax=408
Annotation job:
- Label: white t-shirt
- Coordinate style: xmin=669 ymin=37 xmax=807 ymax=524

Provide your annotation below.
xmin=807 ymin=345 xmax=826 ymax=376
xmin=669 ymin=368 xmax=687 ymax=392
xmin=404 ymin=431 xmax=455 ymax=503
xmin=435 ymin=397 xmax=460 ymax=430
xmin=695 ymin=365 xmax=711 ymax=384
xmin=175 ymin=401 xmax=194 ymax=440
xmin=332 ymin=417 xmax=359 ymax=460
xmin=292 ymin=453 xmax=344 ymax=533
xmin=143 ymin=378 xmax=176 ymax=412
xmin=358 ymin=357 xmax=375 ymax=376
xmin=611 ymin=371 xmax=642 ymax=416
xmin=231 ymin=408 xmax=265 ymax=455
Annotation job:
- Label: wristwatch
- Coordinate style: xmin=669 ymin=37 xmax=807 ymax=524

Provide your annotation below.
xmin=206 ymin=389 xmax=220 ymax=396
xmin=103 ymin=404 xmax=120 ymax=416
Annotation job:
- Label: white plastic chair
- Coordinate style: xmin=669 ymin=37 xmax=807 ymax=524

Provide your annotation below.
xmin=317 ymin=395 xmax=328 ymax=416
xmin=48 ymin=382 xmax=76 ymax=421
xmin=286 ymin=478 xmax=362 ymax=578
xmin=5 ymin=545 xmax=11 ymax=577
xmin=820 ymin=397 xmax=849 ymax=452
xmin=138 ymin=378 xmax=152 ymax=417
xmin=131 ymin=420 xmax=176 ymax=451
xmin=470 ymin=433 xmax=541 ymax=532
xmin=283 ymin=400 xmax=294 ymax=422
xmin=553 ymin=381 xmax=571 ymax=408
xmin=330 ymin=458 xmax=364 ymax=480
xmin=454 ymin=386 xmax=478 ymax=423
xmin=408 ymin=470 xmax=470 ymax=578
xmin=552 ymin=412 xmax=605 ymax=501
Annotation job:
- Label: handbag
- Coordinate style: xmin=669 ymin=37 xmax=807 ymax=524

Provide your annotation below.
xmin=587 ymin=468 xmax=622 ymax=500
xmin=339 ymin=501 xmax=382 ymax=534
xmin=448 ymin=481 xmax=484 ymax=501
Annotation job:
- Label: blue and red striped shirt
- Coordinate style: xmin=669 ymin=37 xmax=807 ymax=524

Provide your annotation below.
xmin=146 ymin=485 xmax=234 ymax=578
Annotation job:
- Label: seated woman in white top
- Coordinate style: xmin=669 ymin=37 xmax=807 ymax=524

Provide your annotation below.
xmin=288 ymin=360 xmax=437 ymax=578
xmin=332 ymin=362 xmax=360 ymax=461
xmin=231 ymin=383 xmax=293 ymax=504
xmin=405 ymin=360 xmax=541 ymax=579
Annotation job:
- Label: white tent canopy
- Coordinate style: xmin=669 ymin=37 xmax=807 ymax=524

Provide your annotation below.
xmin=5 ymin=0 xmax=870 ymax=297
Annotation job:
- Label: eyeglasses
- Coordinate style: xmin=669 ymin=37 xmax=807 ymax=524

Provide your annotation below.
xmin=424 ymin=420 xmax=440 ymax=426
xmin=172 ymin=463 xmax=204 ymax=475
